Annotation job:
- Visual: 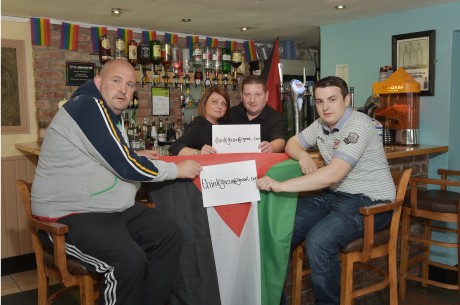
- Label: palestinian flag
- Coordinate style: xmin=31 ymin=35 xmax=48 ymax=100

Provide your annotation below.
xmin=150 ymin=153 xmax=301 ymax=305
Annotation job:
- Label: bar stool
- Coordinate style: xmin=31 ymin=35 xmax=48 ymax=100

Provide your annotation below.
xmin=399 ymin=169 xmax=460 ymax=301
xmin=291 ymin=168 xmax=411 ymax=305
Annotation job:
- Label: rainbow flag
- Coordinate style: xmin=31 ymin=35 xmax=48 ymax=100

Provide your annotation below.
xmin=117 ymin=28 xmax=133 ymax=51
xmin=30 ymin=17 xmax=51 ymax=46
xmin=164 ymin=33 xmax=178 ymax=44
xmin=244 ymin=40 xmax=258 ymax=62
xmin=186 ymin=35 xmax=200 ymax=57
xmin=225 ymin=40 xmax=237 ymax=52
xmin=206 ymin=37 xmax=219 ymax=48
xmin=60 ymin=22 xmax=79 ymax=50
xmin=91 ymin=27 xmax=107 ymax=53
xmin=142 ymin=30 xmax=156 ymax=43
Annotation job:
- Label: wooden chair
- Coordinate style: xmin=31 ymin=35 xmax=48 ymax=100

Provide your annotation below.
xmin=16 ymin=179 xmax=100 ymax=305
xmin=399 ymin=169 xmax=460 ymax=301
xmin=290 ymin=168 xmax=412 ymax=305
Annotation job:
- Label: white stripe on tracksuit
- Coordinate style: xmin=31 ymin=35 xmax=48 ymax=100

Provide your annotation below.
xmin=45 ymin=233 xmax=117 ymax=305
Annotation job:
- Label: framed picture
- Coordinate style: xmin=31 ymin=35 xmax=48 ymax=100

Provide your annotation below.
xmin=1 ymin=39 xmax=30 ymax=134
xmin=392 ymin=30 xmax=436 ymax=96
xmin=151 ymin=87 xmax=170 ymax=116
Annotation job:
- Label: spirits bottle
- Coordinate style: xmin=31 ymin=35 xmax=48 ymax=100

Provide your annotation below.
xmin=99 ymin=35 xmax=111 ymax=65
xmin=150 ymin=121 xmax=158 ymax=147
xmin=128 ymin=40 xmax=138 ymax=67
xmin=114 ymin=37 xmax=126 ymax=59
xmin=349 ymin=86 xmax=355 ymax=109
xmin=222 ymin=48 xmax=231 ymax=88
xmin=157 ymin=117 xmax=167 ymax=145
xmin=123 ymin=112 xmax=130 ymax=137
xmin=193 ymin=42 xmax=203 ymax=70
xmin=132 ymin=91 xmax=139 ymax=109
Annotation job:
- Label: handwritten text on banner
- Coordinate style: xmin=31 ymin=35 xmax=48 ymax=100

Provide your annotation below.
xmin=200 ymin=160 xmax=260 ymax=207
xmin=212 ymin=124 xmax=261 ymax=153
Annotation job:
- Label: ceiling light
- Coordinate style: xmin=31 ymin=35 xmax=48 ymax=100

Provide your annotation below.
xmin=335 ymin=5 xmax=346 ymax=10
xmin=240 ymin=27 xmax=248 ymax=32
xmin=181 ymin=18 xmax=192 ymax=22
xmin=111 ymin=8 xmax=122 ymax=16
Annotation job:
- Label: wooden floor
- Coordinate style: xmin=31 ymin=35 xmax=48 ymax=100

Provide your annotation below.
xmin=1 ymin=269 xmax=459 ymax=304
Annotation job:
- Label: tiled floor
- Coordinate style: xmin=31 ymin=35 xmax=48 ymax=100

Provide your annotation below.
xmin=1 ymin=269 xmax=58 ymax=296
xmin=1 ymin=269 xmax=459 ymax=304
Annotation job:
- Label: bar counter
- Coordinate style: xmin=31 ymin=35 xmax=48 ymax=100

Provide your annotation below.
xmin=14 ymin=141 xmax=449 ymax=159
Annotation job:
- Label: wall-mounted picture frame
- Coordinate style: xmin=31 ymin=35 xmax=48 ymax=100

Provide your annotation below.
xmin=392 ymin=30 xmax=436 ymax=96
xmin=1 ymin=39 xmax=30 ymax=134
xmin=151 ymin=87 xmax=170 ymax=116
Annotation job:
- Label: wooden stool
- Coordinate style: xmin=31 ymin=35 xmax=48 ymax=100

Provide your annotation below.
xmin=399 ymin=169 xmax=460 ymax=301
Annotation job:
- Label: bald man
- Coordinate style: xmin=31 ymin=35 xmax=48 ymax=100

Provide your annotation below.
xmin=32 ymin=59 xmax=202 ymax=305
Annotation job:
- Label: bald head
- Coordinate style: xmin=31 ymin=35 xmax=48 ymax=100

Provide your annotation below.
xmin=94 ymin=59 xmax=137 ymax=115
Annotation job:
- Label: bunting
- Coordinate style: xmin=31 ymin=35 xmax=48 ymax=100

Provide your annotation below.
xmin=90 ymin=27 xmax=107 ymax=53
xmin=117 ymin=28 xmax=133 ymax=51
xmin=142 ymin=30 xmax=156 ymax=44
xmin=244 ymin=40 xmax=258 ymax=62
xmin=225 ymin=40 xmax=237 ymax=52
xmin=164 ymin=33 xmax=178 ymax=44
xmin=30 ymin=17 xmax=51 ymax=46
xmin=60 ymin=22 xmax=79 ymax=50
xmin=206 ymin=37 xmax=219 ymax=48
xmin=186 ymin=35 xmax=200 ymax=57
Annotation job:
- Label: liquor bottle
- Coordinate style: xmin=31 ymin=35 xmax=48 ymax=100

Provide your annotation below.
xmin=137 ymin=43 xmax=151 ymax=66
xmin=123 ymin=112 xmax=130 ymax=137
xmin=231 ymin=49 xmax=242 ymax=88
xmin=222 ymin=48 xmax=231 ymax=88
xmin=99 ymin=35 xmax=111 ymax=65
xmin=150 ymin=121 xmax=158 ymax=147
xmin=184 ymin=87 xmax=194 ymax=107
xmin=157 ymin=117 xmax=167 ymax=145
xmin=141 ymin=118 xmax=150 ymax=149
xmin=193 ymin=42 xmax=203 ymax=70
xmin=114 ymin=37 xmax=126 ymax=59
xmin=202 ymin=45 xmax=213 ymax=71
xmin=161 ymin=42 xmax=172 ymax=85
xmin=150 ymin=40 xmax=162 ymax=67
xmin=167 ymin=122 xmax=176 ymax=142
xmin=128 ymin=40 xmax=138 ymax=67
xmin=132 ymin=91 xmax=139 ymax=109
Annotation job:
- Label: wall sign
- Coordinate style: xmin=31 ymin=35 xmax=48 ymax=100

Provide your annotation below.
xmin=66 ymin=62 xmax=95 ymax=86
xmin=151 ymin=87 xmax=170 ymax=115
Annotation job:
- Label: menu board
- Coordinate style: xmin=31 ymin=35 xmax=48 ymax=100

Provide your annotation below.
xmin=66 ymin=62 xmax=95 ymax=86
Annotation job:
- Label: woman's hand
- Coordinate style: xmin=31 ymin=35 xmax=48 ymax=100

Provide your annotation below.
xmin=200 ymin=144 xmax=217 ymax=154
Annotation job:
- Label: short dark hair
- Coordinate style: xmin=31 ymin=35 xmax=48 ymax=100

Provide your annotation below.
xmin=241 ymin=75 xmax=267 ymax=92
xmin=198 ymin=86 xmax=230 ymax=120
xmin=313 ymin=76 xmax=349 ymax=99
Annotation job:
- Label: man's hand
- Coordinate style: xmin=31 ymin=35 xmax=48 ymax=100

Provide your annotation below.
xmin=137 ymin=149 xmax=160 ymax=160
xmin=256 ymin=176 xmax=282 ymax=192
xmin=177 ymin=160 xmax=203 ymax=179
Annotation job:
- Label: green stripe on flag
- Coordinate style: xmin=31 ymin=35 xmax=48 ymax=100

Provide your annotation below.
xmin=258 ymin=159 xmax=302 ymax=305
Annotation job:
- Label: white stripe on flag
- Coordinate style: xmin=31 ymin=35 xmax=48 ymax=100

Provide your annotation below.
xmin=207 ymin=202 xmax=261 ymax=305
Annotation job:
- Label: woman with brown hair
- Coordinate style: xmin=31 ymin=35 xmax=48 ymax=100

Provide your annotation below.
xmin=169 ymin=86 xmax=230 ymax=155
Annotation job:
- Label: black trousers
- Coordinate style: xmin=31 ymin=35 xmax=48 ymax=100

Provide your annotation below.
xmin=57 ymin=202 xmax=184 ymax=305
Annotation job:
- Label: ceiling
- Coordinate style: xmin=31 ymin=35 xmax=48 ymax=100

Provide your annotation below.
xmin=2 ymin=0 xmax=458 ymax=48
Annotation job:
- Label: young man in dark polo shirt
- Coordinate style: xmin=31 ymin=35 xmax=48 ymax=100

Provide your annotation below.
xmin=226 ymin=75 xmax=288 ymax=153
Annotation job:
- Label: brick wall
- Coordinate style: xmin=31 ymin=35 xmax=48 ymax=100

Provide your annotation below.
xmin=32 ymin=24 xmax=244 ymax=142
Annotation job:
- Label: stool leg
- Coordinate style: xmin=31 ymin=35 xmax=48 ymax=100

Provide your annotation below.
xmin=399 ymin=207 xmax=410 ymax=301
xmin=291 ymin=246 xmax=303 ymax=305
xmin=340 ymin=253 xmax=353 ymax=305
xmin=422 ymin=219 xmax=432 ymax=287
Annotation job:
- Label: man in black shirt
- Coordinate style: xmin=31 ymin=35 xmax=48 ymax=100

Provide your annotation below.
xmin=226 ymin=75 xmax=288 ymax=153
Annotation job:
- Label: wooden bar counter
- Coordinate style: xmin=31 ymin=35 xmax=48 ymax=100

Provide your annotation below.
xmin=15 ymin=141 xmax=448 ymax=160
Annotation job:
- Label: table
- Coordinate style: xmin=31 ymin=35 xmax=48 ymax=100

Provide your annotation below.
xmin=145 ymin=153 xmax=304 ymax=305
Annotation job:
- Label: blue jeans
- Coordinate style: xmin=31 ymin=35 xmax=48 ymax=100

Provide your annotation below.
xmin=286 ymin=190 xmax=392 ymax=305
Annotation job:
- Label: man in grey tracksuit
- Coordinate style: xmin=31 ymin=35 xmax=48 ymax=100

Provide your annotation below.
xmin=31 ymin=59 xmax=203 ymax=305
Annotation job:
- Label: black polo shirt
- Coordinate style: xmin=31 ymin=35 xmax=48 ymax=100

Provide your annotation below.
xmin=226 ymin=102 xmax=288 ymax=142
